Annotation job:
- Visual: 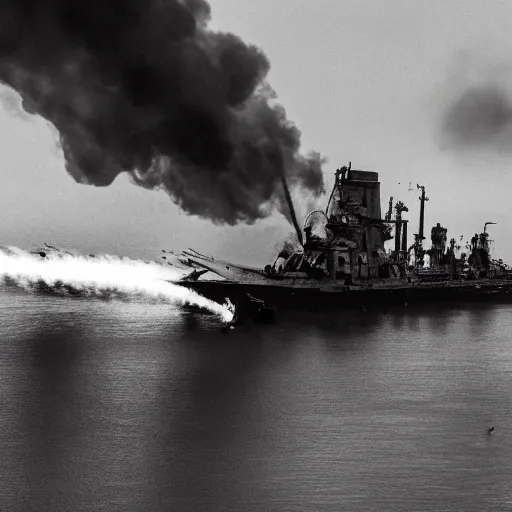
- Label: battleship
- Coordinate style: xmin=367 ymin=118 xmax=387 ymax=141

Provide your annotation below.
xmin=169 ymin=162 xmax=512 ymax=321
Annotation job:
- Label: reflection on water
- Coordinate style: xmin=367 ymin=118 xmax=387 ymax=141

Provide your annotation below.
xmin=1 ymin=287 xmax=512 ymax=511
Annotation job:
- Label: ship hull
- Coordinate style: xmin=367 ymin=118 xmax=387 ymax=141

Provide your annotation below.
xmin=179 ymin=279 xmax=512 ymax=313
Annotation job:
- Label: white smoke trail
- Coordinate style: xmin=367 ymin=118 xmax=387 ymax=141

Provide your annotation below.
xmin=0 ymin=246 xmax=234 ymax=323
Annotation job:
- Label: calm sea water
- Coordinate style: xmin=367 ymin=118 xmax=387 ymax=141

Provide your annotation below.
xmin=1 ymin=285 xmax=512 ymax=511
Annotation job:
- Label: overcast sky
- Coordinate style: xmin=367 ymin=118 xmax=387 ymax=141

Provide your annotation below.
xmin=1 ymin=0 xmax=512 ymax=266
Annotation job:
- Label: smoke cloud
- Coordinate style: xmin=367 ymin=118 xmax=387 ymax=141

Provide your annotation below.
xmin=441 ymin=84 xmax=512 ymax=152
xmin=0 ymin=0 xmax=324 ymax=227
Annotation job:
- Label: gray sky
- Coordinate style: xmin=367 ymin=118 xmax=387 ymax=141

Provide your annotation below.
xmin=2 ymin=0 xmax=512 ymax=266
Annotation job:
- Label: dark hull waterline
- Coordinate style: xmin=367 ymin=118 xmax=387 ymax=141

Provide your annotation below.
xmin=178 ymin=279 xmax=512 ymax=313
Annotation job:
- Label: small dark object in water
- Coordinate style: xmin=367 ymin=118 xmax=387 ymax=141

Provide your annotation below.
xmin=487 ymin=425 xmax=494 ymax=434
xmin=246 ymin=294 xmax=276 ymax=323
xmin=258 ymin=305 xmax=276 ymax=323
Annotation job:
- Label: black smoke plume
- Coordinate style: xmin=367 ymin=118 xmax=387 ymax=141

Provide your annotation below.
xmin=442 ymin=84 xmax=512 ymax=152
xmin=0 ymin=0 xmax=324 ymax=233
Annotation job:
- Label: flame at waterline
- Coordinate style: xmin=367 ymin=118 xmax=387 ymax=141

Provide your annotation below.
xmin=0 ymin=246 xmax=234 ymax=323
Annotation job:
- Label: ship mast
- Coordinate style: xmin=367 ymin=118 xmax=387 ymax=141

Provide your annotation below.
xmin=413 ymin=183 xmax=429 ymax=266
xmin=417 ymin=184 xmax=428 ymax=241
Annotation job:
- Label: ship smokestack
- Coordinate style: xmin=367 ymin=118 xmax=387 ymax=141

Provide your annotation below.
xmin=0 ymin=0 xmax=324 ymax=229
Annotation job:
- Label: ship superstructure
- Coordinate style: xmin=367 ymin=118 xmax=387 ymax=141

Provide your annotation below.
xmin=299 ymin=163 xmax=401 ymax=282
